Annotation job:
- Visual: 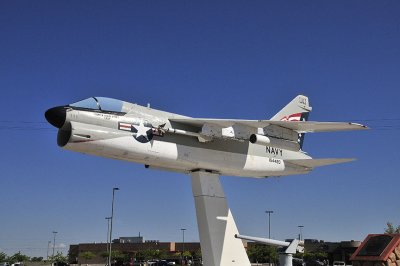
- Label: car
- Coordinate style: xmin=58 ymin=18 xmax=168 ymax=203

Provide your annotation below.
xmin=333 ymin=261 xmax=346 ymax=266
xmin=293 ymin=258 xmax=305 ymax=266
xmin=305 ymin=259 xmax=324 ymax=266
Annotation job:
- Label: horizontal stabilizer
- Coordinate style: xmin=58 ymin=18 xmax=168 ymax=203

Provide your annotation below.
xmin=285 ymin=158 xmax=355 ymax=168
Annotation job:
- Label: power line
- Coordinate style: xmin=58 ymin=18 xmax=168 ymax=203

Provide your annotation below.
xmin=1 ymin=118 xmax=400 ymax=131
xmin=0 ymin=121 xmax=54 ymax=131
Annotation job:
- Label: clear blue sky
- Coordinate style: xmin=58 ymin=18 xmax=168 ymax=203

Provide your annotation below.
xmin=0 ymin=0 xmax=399 ymax=258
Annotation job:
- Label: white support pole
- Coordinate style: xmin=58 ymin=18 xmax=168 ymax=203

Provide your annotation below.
xmin=190 ymin=170 xmax=251 ymax=266
xmin=280 ymin=253 xmax=293 ymax=266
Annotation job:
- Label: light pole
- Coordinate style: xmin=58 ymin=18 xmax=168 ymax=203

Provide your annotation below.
xmin=298 ymin=225 xmax=304 ymax=241
xmin=105 ymin=217 xmax=111 ymax=254
xmin=265 ymin=211 xmax=273 ymax=239
xmin=47 ymin=241 xmax=51 ymax=260
xmin=108 ymin=187 xmax=119 ymax=266
xmin=180 ymin=228 xmax=186 ymax=264
xmin=52 ymin=231 xmax=58 ymax=257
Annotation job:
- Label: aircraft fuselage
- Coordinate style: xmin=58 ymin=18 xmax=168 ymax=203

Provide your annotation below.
xmin=46 ymin=96 xmax=367 ymax=178
xmin=51 ymin=103 xmax=311 ymax=178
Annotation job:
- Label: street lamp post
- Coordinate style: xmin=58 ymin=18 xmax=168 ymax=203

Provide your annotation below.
xmin=52 ymin=231 xmax=58 ymax=257
xmin=265 ymin=211 xmax=274 ymax=239
xmin=47 ymin=241 xmax=51 ymax=260
xmin=105 ymin=217 xmax=111 ymax=254
xmin=108 ymin=188 xmax=119 ymax=266
xmin=298 ymin=225 xmax=304 ymax=241
xmin=180 ymin=228 xmax=186 ymax=264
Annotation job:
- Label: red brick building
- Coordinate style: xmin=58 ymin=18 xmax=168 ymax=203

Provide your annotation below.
xmin=69 ymin=242 xmax=201 ymax=264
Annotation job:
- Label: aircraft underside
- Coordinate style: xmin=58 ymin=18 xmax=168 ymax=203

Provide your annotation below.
xmin=63 ymin=136 xmax=312 ymax=177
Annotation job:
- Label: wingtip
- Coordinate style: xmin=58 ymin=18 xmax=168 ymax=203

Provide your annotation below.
xmin=349 ymin=122 xmax=370 ymax=130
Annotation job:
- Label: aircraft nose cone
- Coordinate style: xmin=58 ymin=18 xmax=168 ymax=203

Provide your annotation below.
xmin=45 ymin=106 xmax=66 ymax=128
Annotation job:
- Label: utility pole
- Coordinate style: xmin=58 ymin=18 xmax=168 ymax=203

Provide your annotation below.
xmin=180 ymin=228 xmax=186 ymax=265
xmin=52 ymin=231 xmax=58 ymax=257
xmin=265 ymin=211 xmax=274 ymax=238
xmin=298 ymin=225 xmax=304 ymax=241
xmin=47 ymin=241 xmax=51 ymax=260
xmin=108 ymin=188 xmax=119 ymax=266
xmin=106 ymin=217 xmax=111 ymax=254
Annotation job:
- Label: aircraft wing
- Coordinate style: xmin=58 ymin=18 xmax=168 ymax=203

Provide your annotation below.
xmin=169 ymin=118 xmax=368 ymax=133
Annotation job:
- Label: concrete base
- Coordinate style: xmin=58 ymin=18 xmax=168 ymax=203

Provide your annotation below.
xmin=279 ymin=253 xmax=293 ymax=266
xmin=191 ymin=170 xmax=250 ymax=266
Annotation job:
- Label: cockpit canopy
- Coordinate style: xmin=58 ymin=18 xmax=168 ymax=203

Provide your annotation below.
xmin=69 ymin=97 xmax=127 ymax=113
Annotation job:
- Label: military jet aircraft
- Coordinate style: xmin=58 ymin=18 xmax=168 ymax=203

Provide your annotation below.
xmin=45 ymin=95 xmax=367 ymax=266
xmin=45 ymin=95 xmax=367 ymax=177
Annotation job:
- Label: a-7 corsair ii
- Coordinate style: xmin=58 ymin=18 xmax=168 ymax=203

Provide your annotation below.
xmin=45 ymin=95 xmax=368 ymax=266
xmin=45 ymin=95 xmax=366 ymax=177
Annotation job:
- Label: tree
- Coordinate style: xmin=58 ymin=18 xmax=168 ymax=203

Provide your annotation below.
xmin=119 ymin=252 xmax=133 ymax=265
xmin=192 ymin=249 xmax=202 ymax=260
xmin=169 ymin=252 xmax=182 ymax=260
xmin=182 ymin=251 xmax=191 ymax=258
xmin=100 ymin=252 xmax=109 ymax=258
xmin=49 ymin=252 xmax=68 ymax=263
xmin=385 ymin=222 xmax=400 ymax=234
xmin=0 ymin=252 xmax=7 ymax=262
xmin=8 ymin=252 xmax=30 ymax=264
xmin=154 ymin=250 xmax=168 ymax=260
xmin=80 ymin=251 xmax=96 ymax=263
xmin=30 ymin=257 xmax=43 ymax=262
xmin=303 ymin=252 xmax=328 ymax=261
xmin=111 ymin=250 xmax=125 ymax=261
xmin=108 ymin=250 xmax=134 ymax=265
xmin=247 ymin=244 xmax=278 ymax=263
xmin=134 ymin=249 xmax=168 ymax=262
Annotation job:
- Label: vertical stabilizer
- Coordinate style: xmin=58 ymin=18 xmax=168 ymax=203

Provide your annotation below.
xmin=191 ymin=171 xmax=251 ymax=266
xmin=270 ymin=95 xmax=312 ymax=149
xmin=270 ymin=95 xmax=312 ymax=121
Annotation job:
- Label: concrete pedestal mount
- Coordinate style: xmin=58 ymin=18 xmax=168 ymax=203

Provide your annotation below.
xmin=190 ymin=170 xmax=251 ymax=266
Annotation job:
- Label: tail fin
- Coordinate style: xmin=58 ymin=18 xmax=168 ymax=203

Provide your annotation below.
xmin=271 ymin=95 xmax=312 ymax=149
xmin=271 ymin=95 xmax=312 ymax=121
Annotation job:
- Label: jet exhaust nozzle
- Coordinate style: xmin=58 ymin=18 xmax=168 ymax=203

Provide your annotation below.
xmin=57 ymin=123 xmax=72 ymax=147
xmin=250 ymin=134 xmax=301 ymax=151
xmin=249 ymin=134 xmax=271 ymax=145
xmin=56 ymin=121 xmax=120 ymax=148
